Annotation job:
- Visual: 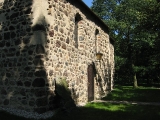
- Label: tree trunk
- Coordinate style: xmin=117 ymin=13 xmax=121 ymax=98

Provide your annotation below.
xmin=132 ymin=63 xmax=138 ymax=88
xmin=127 ymin=27 xmax=138 ymax=88
xmin=133 ymin=72 xmax=138 ymax=88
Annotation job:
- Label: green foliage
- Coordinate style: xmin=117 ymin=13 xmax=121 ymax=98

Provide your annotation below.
xmin=55 ymin=77 xmax=76 ymax=112
xmin=103 ymin=85 xmax=160 ymax=102
xmin=91 ymin=0 xmax=160 ymax=85
xmin=55 ymin=77 xmax=71 ymax=100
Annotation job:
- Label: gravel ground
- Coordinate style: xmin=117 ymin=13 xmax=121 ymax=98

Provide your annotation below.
xmin=0 ymin=107 xmax=54 ymax=119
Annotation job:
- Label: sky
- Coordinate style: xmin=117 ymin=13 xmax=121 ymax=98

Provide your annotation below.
xmin=82 ymin=0 xmax=93 ymax=7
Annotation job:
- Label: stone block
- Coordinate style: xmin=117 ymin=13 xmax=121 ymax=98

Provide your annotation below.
xmin=32 ymin=78 xmax=45 ymax=87
xmin=36 ymin=97 xmax=48 ymax=107
xmin=3 ymin=99 xmax=9 ymax=105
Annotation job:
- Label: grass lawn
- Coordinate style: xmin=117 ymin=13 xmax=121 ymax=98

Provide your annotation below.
xmin=1 ymin=103 xmax=160 ymax=120
xmin=1 ymin=85 xmax=160 ymax=120
xmin=102 ymin=85 xmax=160 ymax=102
xmin=51 ymin=103 xmax=160 ymax=120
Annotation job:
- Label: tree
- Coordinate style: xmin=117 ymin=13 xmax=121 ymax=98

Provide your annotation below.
xmin=91 ymin=0 xmax=160 ymax=87
xmin=139 ymin=1 xmax=160 ymax=84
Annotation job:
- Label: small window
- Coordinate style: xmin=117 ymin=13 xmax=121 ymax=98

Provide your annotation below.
xmin=95 ymin=29 xmax=99 ymax=53
xmin=74 ymin=13 xmax=82 ymax=48
xmin=95 ymin=29 xmax=99 ymax=36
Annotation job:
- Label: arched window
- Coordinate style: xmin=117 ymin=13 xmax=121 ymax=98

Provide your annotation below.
xmin=74 ymin=13 xmax=82 ymax=48
xmin=95 ymin=29 xmax=99 ymax=53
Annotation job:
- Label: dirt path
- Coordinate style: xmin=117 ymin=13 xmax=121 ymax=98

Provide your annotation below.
xmin=93 ymin=100 xmax=160 ymax=106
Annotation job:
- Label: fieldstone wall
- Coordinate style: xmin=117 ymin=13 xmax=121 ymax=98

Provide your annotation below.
xmin=0 ymin=0 xmax=114 ymax=119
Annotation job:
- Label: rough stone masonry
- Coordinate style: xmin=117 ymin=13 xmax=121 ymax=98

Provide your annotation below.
xmin=0 ymin=0 xmax=114 ymax=119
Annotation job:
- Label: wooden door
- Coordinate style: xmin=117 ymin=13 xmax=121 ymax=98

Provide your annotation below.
xmin=87 ymin=64 xmax=94 ymax=101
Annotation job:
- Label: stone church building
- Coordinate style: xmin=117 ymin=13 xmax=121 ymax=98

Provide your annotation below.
xmin=0 ymin=0 xmax=114 ymax=119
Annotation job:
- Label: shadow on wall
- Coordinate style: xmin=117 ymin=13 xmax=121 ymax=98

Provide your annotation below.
xmin=103 ymin=59 xmax=112 ymax=91
xmin=0 ymin=0 xmax=76 ymax=115
xmin=93 ymin=59 xmax=112 ymax=96
xmin=54 ymin=77 xmax=76 ymax=112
